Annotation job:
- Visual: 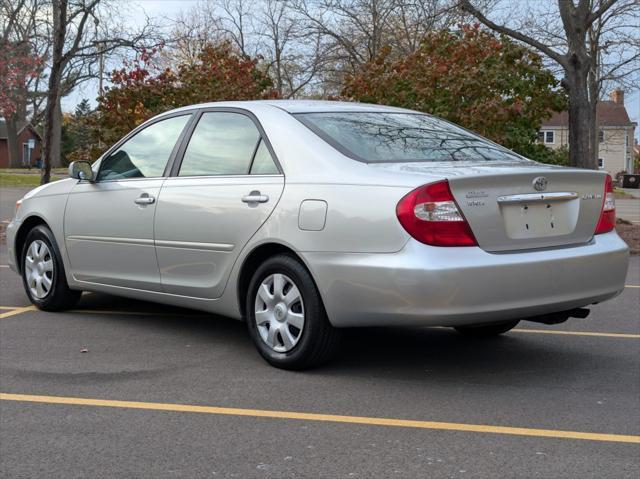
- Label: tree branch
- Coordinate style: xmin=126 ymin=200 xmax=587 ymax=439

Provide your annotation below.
xmin=586 ymin=0 xmax=619 ymax=28
xmin=459 ymin=0 xmax=568 ymax=68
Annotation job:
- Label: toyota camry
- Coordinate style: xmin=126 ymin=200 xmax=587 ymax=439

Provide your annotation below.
xmin=6 ymin=101 xmax=629 ymax=369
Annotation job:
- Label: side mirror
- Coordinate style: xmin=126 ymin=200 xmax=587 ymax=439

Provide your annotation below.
xmin=69 ymin=161 xmax=95 ymax=182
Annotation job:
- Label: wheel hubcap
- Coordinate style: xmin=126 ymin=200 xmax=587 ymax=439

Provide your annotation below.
xmin=254 ymin=273 xmax=305 ymax=353
xmin=24 ymin=240 xmax=54 ymax=299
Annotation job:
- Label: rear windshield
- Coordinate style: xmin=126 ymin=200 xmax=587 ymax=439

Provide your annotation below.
xmin=295 ymin=112 xmax=529 ymax=164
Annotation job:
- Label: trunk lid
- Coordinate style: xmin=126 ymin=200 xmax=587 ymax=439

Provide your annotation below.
xmin=370 ymin=162 xmax=608 ymax=252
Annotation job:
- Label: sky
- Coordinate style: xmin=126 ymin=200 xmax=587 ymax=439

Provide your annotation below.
xmin=62 ymin=0 xmax=640 ymax=140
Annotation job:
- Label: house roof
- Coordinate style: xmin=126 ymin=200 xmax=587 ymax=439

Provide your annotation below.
xmin=541 ymin=101 xmax=635 ymax=128
xmin=0 ymin=120 xmax=42 ymax=140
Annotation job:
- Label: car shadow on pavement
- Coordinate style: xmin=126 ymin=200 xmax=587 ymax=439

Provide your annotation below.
xmin=70 ymin=293 xmax=608 ymax=387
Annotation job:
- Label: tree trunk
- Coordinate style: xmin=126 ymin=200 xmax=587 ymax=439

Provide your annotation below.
xmin=5 ymin=115 xmax=21 ymax=168
xmin=50 ymin=100 xmax=63 ymax=168
xmin=565 ymin=73 xmax=596 ymax=170
xmin=589 ymin=98 xmax=598 ymax=171
xmin=41 ymin=0 xmax=66 ymax=185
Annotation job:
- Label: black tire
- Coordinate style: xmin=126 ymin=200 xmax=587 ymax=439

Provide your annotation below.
xmin=20 ymin=225 xmax=82 ymax=311
xmin=454 ymin=320 xmax=520 ymax=338
xmin=245 ymin=253 xmax=342 ymax=370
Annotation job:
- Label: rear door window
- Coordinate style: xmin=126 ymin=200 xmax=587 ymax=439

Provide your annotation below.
xmin=250 ymin=140 xmax=279 ymax=175
xmin=179 ymin=112 xmax=262 ymax=176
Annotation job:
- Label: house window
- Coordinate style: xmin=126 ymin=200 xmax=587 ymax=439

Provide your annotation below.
xmin=537 ymin=131 xmax=544 ymax=142
xmin=599 ymin=130 xmax=605 ymax=143
xmin=598 ymin=158 xmax=604 ymax=169
xmin=544 ymin=131 xmax=554 ymax=144
xmin=626 ymin=134 xmax=629 ymax=147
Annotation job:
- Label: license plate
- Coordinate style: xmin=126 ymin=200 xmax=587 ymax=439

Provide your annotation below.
xmin=500 ymin=202 xmax=577 ymax=239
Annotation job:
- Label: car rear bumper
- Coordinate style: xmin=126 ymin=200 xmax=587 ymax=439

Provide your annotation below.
xmin=302 ymin=231 xmax=629 ymax=327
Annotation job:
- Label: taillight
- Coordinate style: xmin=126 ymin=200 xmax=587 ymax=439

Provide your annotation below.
xmin=396 ymin=180 xmax=477 ymax=246
xmin=595 ymin=174 xmax=615 ymax=234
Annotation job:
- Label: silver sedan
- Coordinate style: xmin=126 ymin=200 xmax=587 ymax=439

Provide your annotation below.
xmin=6 ymin=101 xmax=629 ymax=369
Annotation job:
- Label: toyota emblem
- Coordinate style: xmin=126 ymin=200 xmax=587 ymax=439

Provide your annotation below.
xmin=533 ymin=177 xmax=548 ymax=191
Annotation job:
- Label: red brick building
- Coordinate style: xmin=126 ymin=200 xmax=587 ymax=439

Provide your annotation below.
xmin=0 ymin=120 xmax=42 ymax=168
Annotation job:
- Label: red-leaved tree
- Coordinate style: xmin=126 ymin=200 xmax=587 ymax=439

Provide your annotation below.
xmin=96 ymin=43 xmax=276 ymax=146
xmin=0 ymin=40 xmax=41 ymax=167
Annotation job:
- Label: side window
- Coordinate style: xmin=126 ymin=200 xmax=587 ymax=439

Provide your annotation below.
xmin=179 ymin=112 xmax=261 ymax=176
xmin=97 ymin=115 xmax=190 ymax=181
xmin=250 ymin=140 xmax=279 ymax=175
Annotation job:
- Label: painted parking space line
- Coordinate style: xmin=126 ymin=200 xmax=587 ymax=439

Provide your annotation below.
xmin=0 ymin=306 xmax=203 ymax=318
xmin=0 ymin=306 xmax=37 ymax=319
xmin=513 ymin=329 xmax=640 ymax=339
xmin=67 ymin=309 xmax=208 ymax=318
xmin=1 ymin=393 xmax=638 ymax=444
xmin=0 ymin=265 xmax=9 ymax=268
xmin=626 ymin=285 xmax=640 ymax=288
xmin=70 ymin=309 xmax=166 ymax=316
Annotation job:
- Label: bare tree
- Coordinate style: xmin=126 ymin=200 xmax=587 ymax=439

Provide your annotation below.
xmin=257 ymin=0 xmax=327 ymax=97
xmin=292 ymin=0 xmax=398 ymax=81
xmin=386 ymin=0 xmax=462 ymax=55
xmin=168 ymin=0 xmax=328 ymax=98
xmin=291 ymin=0 xmax=489 ymax=95
xmin=168 ymin=8 xmax=226 ymax=67
xmin=461 ymin=0 xmax=640 ymax=170
xmin=41 ymin=0 xmax=161 ymax=183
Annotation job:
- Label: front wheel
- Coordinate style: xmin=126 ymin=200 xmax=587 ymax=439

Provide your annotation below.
xmin=21 ymin=225 xmax=82 ymax=311
xmin=246 ymin=254 xmax=341 ymax=370
xmin=454 ymin=320 xmax=520 ymax=338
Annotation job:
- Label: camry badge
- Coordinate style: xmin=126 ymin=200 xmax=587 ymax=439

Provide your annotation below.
xmin=533 ymin=177 xmax=548 ymax=191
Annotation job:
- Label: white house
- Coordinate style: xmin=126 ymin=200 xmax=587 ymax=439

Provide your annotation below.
xmin=538 ymin=89 xmax=637 ymax=174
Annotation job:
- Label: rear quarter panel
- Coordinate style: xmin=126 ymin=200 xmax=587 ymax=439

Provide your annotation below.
xmin=260 ymin=183 xmax=411 ymax=253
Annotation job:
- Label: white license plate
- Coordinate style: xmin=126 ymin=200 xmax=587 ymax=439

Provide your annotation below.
xmin=500 ymin=202 xmax=577 ymax=239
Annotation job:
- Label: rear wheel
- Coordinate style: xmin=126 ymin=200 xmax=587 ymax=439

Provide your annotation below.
xmin=21 ymin=225 xmax=81 ymax=311
xmin=246 ymin=254 xmax=341 ymax=370
xmin=454 ymin=320 xmax=520 ymax=338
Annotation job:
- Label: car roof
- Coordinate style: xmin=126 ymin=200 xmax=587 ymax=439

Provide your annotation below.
xmin=164 ymin=99 xmax=415 ymax=115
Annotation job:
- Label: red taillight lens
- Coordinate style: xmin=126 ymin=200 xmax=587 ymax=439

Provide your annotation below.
xmin=396 ymin=180 xmax=478 ymax=246
xmin=595 ymin=175 xmax=615 ymax=234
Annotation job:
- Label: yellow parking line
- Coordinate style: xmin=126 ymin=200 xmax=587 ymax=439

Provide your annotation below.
xmin=625 ymin=285 xmax=640 ymax=288
xmin=69 ymin=309 xmax=161 ymax=316
xmin=0 ymin=306 xmax=37 ymax=319
xmin=513 ymin=329 xmax=640 ymax=339
xmin=68 ymin=309 xmax=205 ymax=317
xmin=1 ymin=392 xmax=638 ymax=444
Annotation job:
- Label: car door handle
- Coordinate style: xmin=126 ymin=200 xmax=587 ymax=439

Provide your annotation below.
xmin=241 ymin=193 xmax=269 ymax=204
xmin=134 ymin=195 xmax=155 ymax=205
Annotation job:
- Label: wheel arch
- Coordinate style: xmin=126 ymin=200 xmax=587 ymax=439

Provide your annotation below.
xmin=14 ymin=215 xmax=50 ymax=274
xmin=236 ymin=242 xmax=323 ymax=320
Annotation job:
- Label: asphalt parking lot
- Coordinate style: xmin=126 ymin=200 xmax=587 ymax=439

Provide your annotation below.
xmin=1 ymin=187 xmax=639 ymax=478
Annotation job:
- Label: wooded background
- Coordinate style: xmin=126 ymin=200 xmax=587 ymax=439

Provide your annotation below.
xmin=1 ymin=0 xmax=638 ymax=183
